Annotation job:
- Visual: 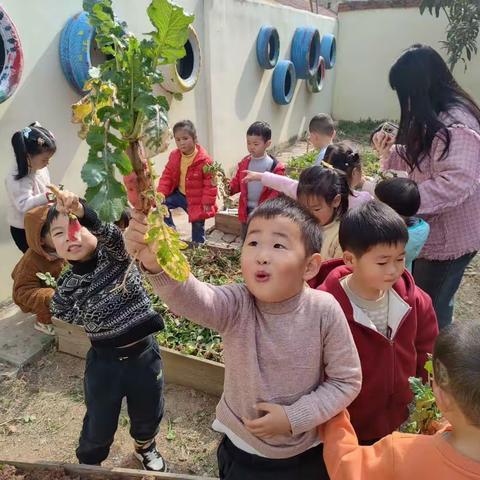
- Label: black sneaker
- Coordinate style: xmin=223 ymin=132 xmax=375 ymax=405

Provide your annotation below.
xmin=134 ymin=442 xmax=167 ymax=472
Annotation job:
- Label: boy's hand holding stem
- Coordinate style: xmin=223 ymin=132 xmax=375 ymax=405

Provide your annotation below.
xmin=48 ymin=185 xmax=84 ymax=218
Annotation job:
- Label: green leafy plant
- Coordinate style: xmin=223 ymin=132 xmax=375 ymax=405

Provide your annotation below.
xmin=286 ymin=150 xmax=318 ymax=179
xmin=72 ymin=0 xmax=193 ymax=281
xmin=36 ymin=272 xmax=57 ymax=288
xmin=203 ymin=162 xmax=232 ymax=209
xmin=401 ymin=358 xmax=444 ymax=434
xmin=420 ymin=0 xmax=480 ymax=70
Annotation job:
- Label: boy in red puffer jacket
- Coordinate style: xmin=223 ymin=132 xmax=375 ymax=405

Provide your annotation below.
xmin=229 ymin=121 xmax=285 ymax=237
xmin=157 ymin=120 xmax=217 ymax=244
xmin=313 ymin=201 xmax=438 ymax=445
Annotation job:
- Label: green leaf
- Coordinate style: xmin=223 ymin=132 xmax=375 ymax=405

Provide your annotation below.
xmin=111 ymin=148 xmax=133 ymax=175
xmin=86 ymin=126 xmax=105 ymax=148
xmin=85 ymin=177 xmax=127 ymax=222
xmin=147 ymin=0 xmax=194 ymax=64
xmin=81 ymin=150 xmax=108 ymax=187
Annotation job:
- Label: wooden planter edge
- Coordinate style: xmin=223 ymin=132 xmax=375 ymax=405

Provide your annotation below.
xmin=0 ymin=458 xmax=217 ymax=480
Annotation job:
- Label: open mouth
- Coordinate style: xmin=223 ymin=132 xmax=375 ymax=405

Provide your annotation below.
xmin=254 ymin=271 xmax=270 ymax=283
xmin=67 ymin=244 xmax=81 ymax=253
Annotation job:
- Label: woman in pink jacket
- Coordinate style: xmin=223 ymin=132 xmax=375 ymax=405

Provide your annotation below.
xmin=374 ymin=44 xmax=480 ymax=329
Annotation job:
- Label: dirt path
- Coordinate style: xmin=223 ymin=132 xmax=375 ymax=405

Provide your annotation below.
xmin=0 ymin=353 xmax=221 ymax=477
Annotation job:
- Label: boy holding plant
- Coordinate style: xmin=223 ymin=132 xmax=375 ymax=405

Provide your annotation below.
xmin=125 ymin=195 xmax=362 ymax=480
xmin=47 ymin=188 xmax=166 ymax=472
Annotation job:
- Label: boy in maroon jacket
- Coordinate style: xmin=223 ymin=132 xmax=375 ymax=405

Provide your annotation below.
xmin=229 ymin=121 xmax=285 ymax=236
xmin=313 ymin=201 xmax=438 ymax=444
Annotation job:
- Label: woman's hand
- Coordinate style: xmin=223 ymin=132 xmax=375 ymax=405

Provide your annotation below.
xmin=372 ymin=131 xmax=395 ymax=159
xmin=242 ymin=170 xmax=262 ymax=183
xmin=124 ymin=210 xmax=162 ymax=274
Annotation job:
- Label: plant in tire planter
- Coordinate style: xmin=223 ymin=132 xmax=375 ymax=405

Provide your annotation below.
xmin=71 ymin=0 xmax=193 ymax=281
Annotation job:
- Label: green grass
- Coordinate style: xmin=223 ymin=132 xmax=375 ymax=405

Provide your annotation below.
xmin=336 ymin=119 xmax=386 ymax=145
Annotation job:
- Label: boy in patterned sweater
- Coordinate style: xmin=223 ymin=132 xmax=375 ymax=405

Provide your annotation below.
xmin=48 ymin=189 xmax=166 ymax=472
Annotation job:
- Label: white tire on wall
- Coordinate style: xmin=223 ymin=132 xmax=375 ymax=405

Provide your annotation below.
xmin=159 ymin=24 xmax=201 ymax=94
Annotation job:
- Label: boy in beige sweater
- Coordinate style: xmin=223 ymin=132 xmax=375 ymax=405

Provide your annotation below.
xmin=125 ymin=196 xmax=361 ymax=480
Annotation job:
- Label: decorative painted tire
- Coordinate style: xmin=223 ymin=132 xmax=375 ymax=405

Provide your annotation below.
xmin=272 ymin=60 xmax=296 ymax=105
xmin=307 ymin=56 xmax=326 ymax=93
xmin=290 ymin=27 xmax=320 ymax=80
xmin=59 ymin=11 xmax=105 ymax=94
xmin=320 ymin=33 xmax=336 ymax=69
xmin=0 ymin=6 xmax=24 ymax=103
xmin=160 ymin=24 xmax=201 ymax=94
xmin=256 ymin=25 xmax=280 ymax=70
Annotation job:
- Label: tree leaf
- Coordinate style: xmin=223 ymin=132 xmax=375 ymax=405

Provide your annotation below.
xmin=85 ymin=177 xmax=127 ymax=222
xmin=81 ymin=150 xmax=108 ymax=187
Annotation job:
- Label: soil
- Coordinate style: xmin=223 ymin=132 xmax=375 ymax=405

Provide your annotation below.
xmin=0 ymin=353 xmax=221 ymax=478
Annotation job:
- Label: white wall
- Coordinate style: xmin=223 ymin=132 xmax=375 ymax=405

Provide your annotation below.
xmin=333 ymin=7 xmax=480 ymax=121
xmin=0 ymin=0 xmax=336 ymax=300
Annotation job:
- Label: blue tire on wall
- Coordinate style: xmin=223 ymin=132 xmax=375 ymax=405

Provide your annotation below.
xmin=290 ymin=27 xmax=320 ymax=80
xmin=272 ymin=60 xmax=296 ymax=105
xmin=320 ymin=33 xmax=336 ymax=69
xmin=256 ymin=25 xmax=280 ymax=70
xmin=307 ymin=56 xmax=325 ymax=93
xmin=59 ymin=11 xmax=96 ymax=94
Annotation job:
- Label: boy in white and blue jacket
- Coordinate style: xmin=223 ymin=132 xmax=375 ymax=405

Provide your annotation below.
xmin=375 ymin=178 xmax=430 ymax=272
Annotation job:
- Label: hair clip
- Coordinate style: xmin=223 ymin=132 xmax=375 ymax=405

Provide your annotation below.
xmin=320 ymin=160 xmax=334 ymax=169
xmin=22 ymin=127 xmax=32 ymax=139
xmin=37 ymin=137 xmax=45 ymax=146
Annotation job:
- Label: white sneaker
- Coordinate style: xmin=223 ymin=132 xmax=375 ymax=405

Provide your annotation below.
xmin=34 ymin=321 xmax=56 ymax=336
xmin=134 ymin=442 xmax=167 ymax=472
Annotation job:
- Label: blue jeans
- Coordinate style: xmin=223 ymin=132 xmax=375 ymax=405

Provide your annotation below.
xmin=413 ymin=252 xmax=477 ymax=330
xmin=164 ymin=190 xmax=205 ymax=244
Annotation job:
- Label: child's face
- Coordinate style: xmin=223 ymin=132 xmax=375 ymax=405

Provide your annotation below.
xmin=345 ymin=243 xmax=406 ymax=292
xmin=246 ymin=135 xmax=271 ymax=158
xmin=241 ymin=216 xmax=318 ymax=303
xmin=309 ymin=131 xmax=334 ymax=150
xmin=29 ymin=151 xmax=54 ymax=171
xmin=49 ymin=213 xmax=98 ymax=262
xmin=299 ymin=194 xmax=341 ymax=226
xmin=174 ymin=129 xmax=196 ymax=155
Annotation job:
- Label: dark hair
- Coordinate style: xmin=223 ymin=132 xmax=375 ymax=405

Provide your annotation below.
xmin=375 ymin=177 xmax=420 ymax=218
xmin=11 ymin=122 xmax=56 ymax=180
xmin=297 ymin=166 xmax=350 ymax=221
xmin=246 ymin=121 xmax=272 ymax=142
xmin=172 ymin=120 xmax=197 ymax=141
xmin=433 ymin=320 xmax=480 ymax=426
xmin=245 ymin=195 xmax=323 ymax=256
xmin=309 ymin=114 xmax=335 ymax=136
xmin=389 ymin=44 xmax=480 ymax=171
xmin=339 ymin=200 xmax=408 ymax=256
xmin=324 ymin=143 xmax=362 ymax=184
xmin=45 ymin=205 xmax=61 ymax=233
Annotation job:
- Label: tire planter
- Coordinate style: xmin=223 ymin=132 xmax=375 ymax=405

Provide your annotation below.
xmin=272 ymin=59 xmax=296 ymax=105
xmin=290 ymin=26 xmax=320 ymax=80
xmin=159 ymin=24 xmax=201 ymax=94
xmin=320 ymin=33 xmax=336 ymax=69
xmin=307 ymin=56 xmax=326 ymax=93
xmin=256 ymin=25 xmax=280 ymax=69
xmin=0 ymin=6 xmax=24 ymax=103
xmin=59 ymin=11 xmax=106 ymax=94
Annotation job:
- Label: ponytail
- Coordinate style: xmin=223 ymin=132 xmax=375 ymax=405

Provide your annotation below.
xmin=324 ymin=143 xmax=362 ymax=184
xmin=11 ymin=122 xmax=57 ymax=180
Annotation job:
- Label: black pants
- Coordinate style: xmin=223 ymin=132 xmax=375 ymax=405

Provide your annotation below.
xmin=217 ymin=436 xmax=330 ymax=480
xmin=10 ymin=226 xmax=28 ymax=253
xmin=76 ymin=336 xmax=165 ymax=465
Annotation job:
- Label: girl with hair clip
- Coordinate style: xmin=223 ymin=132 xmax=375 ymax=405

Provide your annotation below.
xmin=5 ymin=122 xmax=57 ymax=252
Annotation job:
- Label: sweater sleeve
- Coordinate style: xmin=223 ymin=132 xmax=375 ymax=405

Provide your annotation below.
xmin=6 ymin=176 xmax=48 ymax=214
xmin=417 ymin=126 xmax=480 ymax=216
xmin=147 ymin=271 xmax=244 ymax=334
xmin=79 ymin=202 xmax=128 ymax=262
xmin=322 ymin=410 xmax=395 ymax=480
xmin=380 ymin=146 xmax=408 ymax=172
xmin=229 ymin=164 xmax=242 ymax=195
xmin=261 ymin=172 xmax=298 ymax=199
xmin=283 ymin=298 xmax=362 ymax=435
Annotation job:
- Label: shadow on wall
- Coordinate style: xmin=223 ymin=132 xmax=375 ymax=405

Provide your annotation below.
xmin=0 ymin=30 xmax=83 ymax=244
xmin=235 ymin=38 xmax=267 ymax=120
